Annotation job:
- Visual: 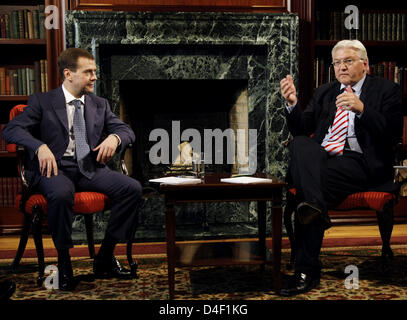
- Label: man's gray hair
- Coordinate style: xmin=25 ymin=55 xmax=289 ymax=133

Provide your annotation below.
xmin=332 ymin=40 xmax=369 ymax=61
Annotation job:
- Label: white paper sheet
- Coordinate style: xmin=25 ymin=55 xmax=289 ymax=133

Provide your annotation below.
xmin=149 ymin=176 xmax=202 ymax=185
xmin=220 ymin=176 xmax=273 ymax=184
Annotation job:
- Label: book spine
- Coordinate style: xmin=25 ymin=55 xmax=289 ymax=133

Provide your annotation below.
xmin=23 ymin=9 xmax=28 ymax=39
xmin=0 ymin=67 xmax=6 ymax=95
xmin=0 ymin=14 xmax=5 ymax=38
xmin=372 ymin=13 xmax=377 ymax=41
xmin=11 ymin=11 xmax=18 ymax=39
xmin=29 ymin=68 xmax=34 ymax=95
xmin=22 ymin=68 xmax=27 ymax=95
xmin=34 ymin=60 xmax=41 ymax=93
xmin=5 ymin=73 xmax=10 ymax=95
xmin=45 ymin=60 xmax=48 ymax=92
xmin=17 ymin=68 xmax=22 ymax=95
xmin=39 ymin=8 xmax=45 ymax=40
xmin=32 ymin=10 xmax=39 ymax=39
xmin=40 ymin=60 xmax=45 ymax=92
xmin=395 ymin=66 xmax=399 ymax=84
xmin=396 ymin=13 xmax=401 ymax=41
xmin=377 ymin=13 xmax=382 ymax=41
xmin=387 ymin=13 xmax=392 ymax=41
xmin=5 ymin=14 xmax=10 ymax=38
xmin=11 ymin=70 xmax=17 ymax=95
xmin=382 ymin=13 xmax=387 ymax=40
xmin=18 ymin=10 xmax=24 ymax=39
xmin=27 ymin=10 xmax=34 ymax=39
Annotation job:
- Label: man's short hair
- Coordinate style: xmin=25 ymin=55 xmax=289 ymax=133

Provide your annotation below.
xmin=58 ymin=48 xmax=95 ymax=80
xmin=331 ymin=40 xmax=369 ymax=61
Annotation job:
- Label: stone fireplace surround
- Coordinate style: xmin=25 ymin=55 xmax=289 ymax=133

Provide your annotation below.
xmin=66 ymin=10 xmax=298 ymax=242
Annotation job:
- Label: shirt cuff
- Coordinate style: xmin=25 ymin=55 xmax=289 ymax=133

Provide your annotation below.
xmin=110 ymin=134 xmax=121 ymax=146
xmin=285 ymin=102 xmax=297 ymax=113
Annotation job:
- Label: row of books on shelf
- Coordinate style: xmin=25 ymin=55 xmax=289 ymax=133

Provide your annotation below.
xmin=0 ymin=60 xmax=48 ymax=96
xmin=314 ymin=58 xmax=407 ymax=96
xmin=0 ymin=177 xmax=22 ymax=207
xmin=0 ymin=5 xmax=46 ymax=40
xmin=316 ymin=11 xmax=407 ymax=41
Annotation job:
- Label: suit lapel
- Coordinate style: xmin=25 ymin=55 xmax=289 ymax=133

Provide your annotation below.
xmin=51 ymin=87 xmax=69 ymax=134
xmin=328 ymin=82 xmax=341 ymax=125
xmin=359 ymin=74 xmax=371 ymax=107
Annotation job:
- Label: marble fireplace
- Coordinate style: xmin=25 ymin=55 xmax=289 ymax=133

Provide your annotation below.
xmin=65 ymin=11 xmax=298 ymax=242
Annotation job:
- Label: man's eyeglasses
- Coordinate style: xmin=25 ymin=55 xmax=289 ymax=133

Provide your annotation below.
xmin=332 ymin=58 xmax=364 ymax=68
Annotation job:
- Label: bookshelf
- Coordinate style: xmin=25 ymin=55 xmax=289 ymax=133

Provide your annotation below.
xmin=0 ymin=0 xmax=64 ymax=234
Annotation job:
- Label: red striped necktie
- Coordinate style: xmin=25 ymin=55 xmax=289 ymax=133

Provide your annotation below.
xmin=323 ymin=87 xmax=352 ymax=156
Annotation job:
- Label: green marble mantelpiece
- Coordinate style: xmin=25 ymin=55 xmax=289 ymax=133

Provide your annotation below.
xmin=65 ymin=11 xmax=298 ymax=242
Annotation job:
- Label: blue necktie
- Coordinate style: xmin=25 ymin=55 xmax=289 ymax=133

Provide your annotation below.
xmin=71 ymin=99 xmax=95 ymax=179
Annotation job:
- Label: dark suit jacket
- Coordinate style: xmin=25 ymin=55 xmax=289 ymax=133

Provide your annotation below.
xmin=2 ymin=86 xmax=135 ymax=186
xmin=285 ymin=74 xmax=403 ymax=187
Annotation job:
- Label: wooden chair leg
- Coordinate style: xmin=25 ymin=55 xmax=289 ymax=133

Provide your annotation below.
xmin=284 ymin=193 xmax=296 ymax=269
xmin=11 ymin=213 xmax=32 ymax=271
xmin=31 ymin=206 xmax=45 ymax=287
xmin=83 ymin=214 xmax=95 ymax=259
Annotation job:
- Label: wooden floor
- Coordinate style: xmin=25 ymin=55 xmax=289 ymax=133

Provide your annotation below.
xmin=1 ymin=223 xmax=407 ymax=251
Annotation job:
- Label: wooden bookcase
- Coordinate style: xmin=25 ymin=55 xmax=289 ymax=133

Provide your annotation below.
xmin=0 ymin=0 xmax=63 ymax=234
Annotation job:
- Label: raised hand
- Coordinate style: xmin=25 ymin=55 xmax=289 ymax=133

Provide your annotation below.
xmin=280 ymin=75 xmax=297 ymax=106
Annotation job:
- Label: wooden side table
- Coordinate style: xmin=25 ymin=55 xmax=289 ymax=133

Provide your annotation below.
xmin=159 ymin=174 xmax=286 ymax=299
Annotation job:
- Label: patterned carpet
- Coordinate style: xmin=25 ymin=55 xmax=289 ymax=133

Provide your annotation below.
xmin=1 ymin=245 xmax=407 ymax=300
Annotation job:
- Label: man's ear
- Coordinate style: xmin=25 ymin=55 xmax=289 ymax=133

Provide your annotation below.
xmin=63 ymin=68 xmax=72 ymax=81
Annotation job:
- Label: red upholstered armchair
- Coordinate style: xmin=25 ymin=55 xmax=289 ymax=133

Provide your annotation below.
xmin=8 ymin=104 xmax=139 ymax=286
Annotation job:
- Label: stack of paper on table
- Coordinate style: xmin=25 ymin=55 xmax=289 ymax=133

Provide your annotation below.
xmin=220 ymin=176 xmax=273 ymax=184
xmin=149 ymin=176 xmax=202 ymax=185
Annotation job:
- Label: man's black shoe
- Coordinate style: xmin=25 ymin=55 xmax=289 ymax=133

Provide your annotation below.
xmin=58 ymin=259 xmax=75 ymax=291
xmin=297 ymin=202 xmax=322 ymax=225
xmin=0 ymin=280 xmax=16 ymax=301
xmin=94 ymin=255 xmax=131 ymax=279
xmin=279 ymin=272 xmax=320 ymax=297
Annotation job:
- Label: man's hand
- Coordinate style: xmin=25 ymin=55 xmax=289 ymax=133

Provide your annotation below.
xmin=93 ymin=134 xmax=119 ymax=164
xmin=280 ymin=75 xmax=297 ymax=106
xmin=37 ymin=144 xmax=58 ymax=178
xmin=336 ymin=85 xmax=364 ymax=115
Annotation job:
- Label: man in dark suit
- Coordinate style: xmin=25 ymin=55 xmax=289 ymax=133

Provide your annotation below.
xmin=279 ymin=40 xmax=403 ymax=296
xmin=2 ymin=48 xmax=142 ymax=291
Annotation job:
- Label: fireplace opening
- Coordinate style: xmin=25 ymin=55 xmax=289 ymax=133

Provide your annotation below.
xmin=120 ymin=79 xmax=249 ymax=185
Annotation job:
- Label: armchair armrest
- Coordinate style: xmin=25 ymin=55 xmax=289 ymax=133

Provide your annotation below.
xmin=119 ymin=143 xmax=132 ymax=176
